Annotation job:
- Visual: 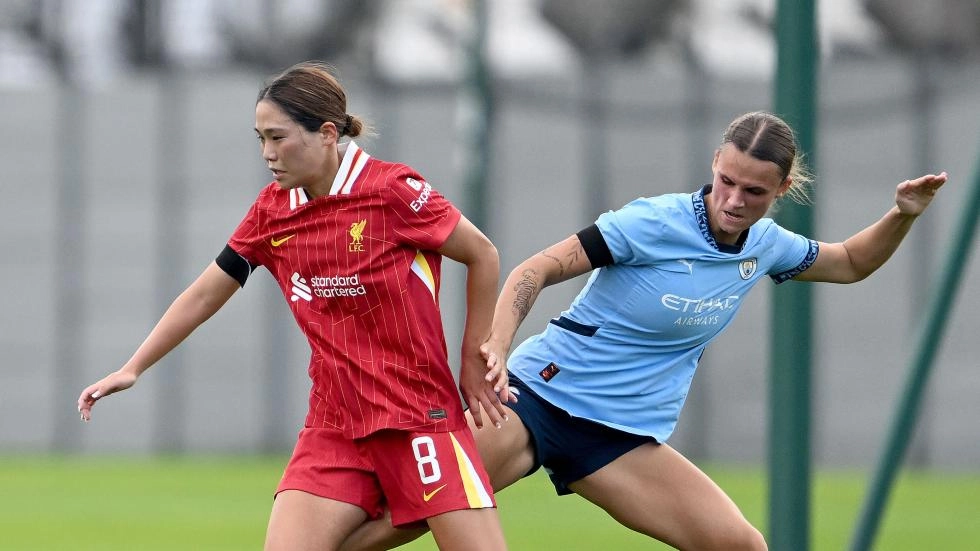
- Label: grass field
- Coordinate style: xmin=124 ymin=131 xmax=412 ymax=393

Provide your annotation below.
xmin=1 ymin=455 xmax=978 ymax=550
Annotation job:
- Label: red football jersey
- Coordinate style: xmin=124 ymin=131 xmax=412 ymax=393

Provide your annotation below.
xmin=228 ymin=142 xmax=465 ymax=439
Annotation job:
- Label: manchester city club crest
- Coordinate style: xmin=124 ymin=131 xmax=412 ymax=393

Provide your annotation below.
xmin=739 ymin=258 xmax=758 ymax=280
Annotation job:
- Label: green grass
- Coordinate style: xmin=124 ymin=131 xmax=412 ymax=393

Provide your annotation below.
xmin=1 ymin=456 xmax=978 ymax=550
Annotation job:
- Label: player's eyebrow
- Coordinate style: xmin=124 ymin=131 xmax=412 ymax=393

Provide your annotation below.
xmin=720 ymin=171 xmax=770 ymax=192
xmin=255 ymin=124 xmax=288 ymax=135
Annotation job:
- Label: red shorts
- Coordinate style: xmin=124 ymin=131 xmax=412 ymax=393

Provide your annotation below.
xmin=276 ymin=426 xmax=496 ymax=527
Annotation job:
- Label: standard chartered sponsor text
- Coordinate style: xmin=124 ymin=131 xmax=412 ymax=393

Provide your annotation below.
xmin=311 ymin=274 xmax=367 ymax=297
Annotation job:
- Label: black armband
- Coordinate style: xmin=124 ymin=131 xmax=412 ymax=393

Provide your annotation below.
xmin=576 ymin=224 xmax=613 ymax=268
xmin=216 ymin=245 xmax=253 ymax=287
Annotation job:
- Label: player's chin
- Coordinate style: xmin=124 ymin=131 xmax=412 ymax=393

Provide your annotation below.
xmin=724 ymin=214 xmax=757 ymax=234
xmin=717 ymin=222 xmax=744 ymax=239
xmin=273 ymin=173 xmax=303 ymax=189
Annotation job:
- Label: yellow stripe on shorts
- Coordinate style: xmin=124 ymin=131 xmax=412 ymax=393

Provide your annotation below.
xmin=450 ymin=432 xmax=494 ymax=508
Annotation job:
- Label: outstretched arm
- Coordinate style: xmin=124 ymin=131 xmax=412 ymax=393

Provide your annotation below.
xmin=795 ymin=172 xmax=947 ymax=284
xmin=77 ymin=262 xmax=240 ymax=421
xmin=480 ymin=233 xmax=595 ymax=385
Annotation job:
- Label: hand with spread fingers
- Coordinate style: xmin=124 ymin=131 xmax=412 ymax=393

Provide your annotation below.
xmin=895 ymin=172 xmax=947 ymax=216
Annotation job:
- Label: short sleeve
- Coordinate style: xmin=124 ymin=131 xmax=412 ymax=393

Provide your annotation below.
xmin=767 ymin=224 xmax=819 ymax=283
xmin=594 ymin=197 xmax=667 ymax=265
xmin=385 ymin=170 xmax=462 ymax=251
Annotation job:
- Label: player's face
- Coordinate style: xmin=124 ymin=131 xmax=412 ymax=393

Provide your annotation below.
xmin=254 ymin=99 xmax=331 ymax=193
xmin=707 ymin=144 xmax=790 ymax=245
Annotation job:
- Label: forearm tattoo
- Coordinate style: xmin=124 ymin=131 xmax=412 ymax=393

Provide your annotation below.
xmin=512 ymin=269 xmax=538 ymax=322
xmin=542 ymin=246 xmax=582 ymax=278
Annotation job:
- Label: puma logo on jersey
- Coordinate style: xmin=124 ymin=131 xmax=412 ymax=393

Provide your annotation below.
xmin=677 ymin=259 xmax=694 ymax=274
xmin=271 ymin=234 xmax=296 ymax=247
xmin=423 ymin=484 xmax=447 ymax=502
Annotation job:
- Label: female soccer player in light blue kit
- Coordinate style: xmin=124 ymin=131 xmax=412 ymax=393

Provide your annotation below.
xmin=341 ymin=111 xmax=947 ymax=550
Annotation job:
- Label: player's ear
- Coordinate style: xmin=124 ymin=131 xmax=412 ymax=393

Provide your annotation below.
xmin=319 ymin=121 xmax=338 ymax=144
xmin=778 ymin=175 xmax=793 ymax=197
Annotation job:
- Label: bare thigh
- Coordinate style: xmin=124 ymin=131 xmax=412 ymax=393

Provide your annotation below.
xmin=468 ymin=404 xmax=537 ymax=491
xmin=568 ymin=443 xmax=767 ymax=551
xmin=265 ymin=490 xmax=369 ymax=551
xmin=420 ymin=407 xmax=535 ymax=551
xmin=427 ymin=508 xmax=508 ymax=551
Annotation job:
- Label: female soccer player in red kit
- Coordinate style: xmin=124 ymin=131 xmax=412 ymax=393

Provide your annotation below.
xmin=77 ymin=61 xmax=512 ymax=551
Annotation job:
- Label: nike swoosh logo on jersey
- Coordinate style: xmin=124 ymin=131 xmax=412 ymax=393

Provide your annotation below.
xmin=271 ymin=234 xmax=296 ymax=247
xmin=423 ymin=484 xmax=447 ymax=502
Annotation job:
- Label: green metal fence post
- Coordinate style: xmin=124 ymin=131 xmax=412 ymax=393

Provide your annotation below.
xmin=462 ymin=0 xmax=492 ymax=232
xmin=770 ymin=1 xmax=818 ymax=549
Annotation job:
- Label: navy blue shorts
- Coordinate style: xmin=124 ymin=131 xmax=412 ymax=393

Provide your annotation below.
xmin=508 ymin=373 xmax=658 ymax=495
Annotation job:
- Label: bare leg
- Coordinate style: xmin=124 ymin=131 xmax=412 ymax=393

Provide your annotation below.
xmin=569 ymin=443 xmax=767 ymax=551
xmin=427 ymin=508 xmax=508 ymax=550
xmin=337 ymin=510 xmax=427 ymax=551
xmin=265 ymin=489 xmax=370 ymax=551
xmin=339 ymin=406 xmax=535 ymax=550
xmin=469 ymin=405 xmax=537 ymax=489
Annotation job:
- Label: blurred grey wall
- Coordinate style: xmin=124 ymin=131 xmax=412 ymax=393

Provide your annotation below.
xmin=1 ymin=51 xmax=978 ymax=469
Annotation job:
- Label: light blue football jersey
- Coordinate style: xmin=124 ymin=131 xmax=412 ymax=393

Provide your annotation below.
xmin=509 ymin=186 xmax=818 ymax=442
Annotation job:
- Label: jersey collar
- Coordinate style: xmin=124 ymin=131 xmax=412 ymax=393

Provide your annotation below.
xmin=693 ymin=185 xmax=747 ymax=253
xmin=290 ymin=142 xmax=372 ymax=210
xmin=327 ymin=141 xmax=371 ymax=196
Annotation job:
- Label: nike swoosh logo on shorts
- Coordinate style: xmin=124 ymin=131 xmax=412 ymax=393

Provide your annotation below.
xmin=423 ymin=484 xmax=447 ymax=502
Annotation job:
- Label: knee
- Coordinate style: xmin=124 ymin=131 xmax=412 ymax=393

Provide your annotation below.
xmin=735 ymin=524 xmax=767 ymax=551
xmin=702 ymin=522 xmax=767 ymax=551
